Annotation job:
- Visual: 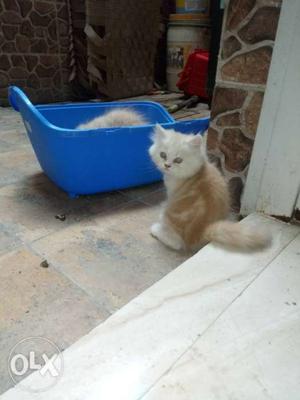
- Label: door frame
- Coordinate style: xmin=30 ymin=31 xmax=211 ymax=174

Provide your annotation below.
xmin=241 ymin=0 xmax=300 ymax=219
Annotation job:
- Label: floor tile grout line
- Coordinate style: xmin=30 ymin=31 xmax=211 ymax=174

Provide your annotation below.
xmin=137 ymin=230 xmax=300 ymax=400
xmin=17 ymin=197 xmax=155 ymax=316
xmin=0 ymin=242 xmax=112 ymax=327
xmin=116 ymin=186 xmax=164 ymax=203
xmin=27 ymin=197 xmax=143 ymax=246
xmin=138 ymin=199 xmax=155 ymax=206
xmin=23 ymin=240 xmax=114 ymax=317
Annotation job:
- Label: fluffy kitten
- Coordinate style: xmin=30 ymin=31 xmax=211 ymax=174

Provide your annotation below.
xmin=77 ymin=108 xmax=146 ymax=129
xmin=149 ymin=124 xmax=271 ymax=252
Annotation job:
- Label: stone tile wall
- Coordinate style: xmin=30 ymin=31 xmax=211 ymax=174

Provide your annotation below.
xmin=207 ymin=0 xmax=282 ymax=210
xmin=0 ymin=0 xmax=71 ymax=105
xmin=68 ymin=0 xmax=94 ymax=99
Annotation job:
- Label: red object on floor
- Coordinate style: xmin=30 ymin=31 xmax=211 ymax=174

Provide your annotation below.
xmin=176 ymin=49 xmax=209 ymax=98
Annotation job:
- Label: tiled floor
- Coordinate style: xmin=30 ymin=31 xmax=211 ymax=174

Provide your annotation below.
xmin=2 ymin=214 xmax=299 ymax=400
xmin=0 ymin=106 xmax=188 ymax=394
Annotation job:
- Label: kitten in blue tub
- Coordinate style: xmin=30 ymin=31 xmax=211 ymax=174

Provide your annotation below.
xmin=76 ymin=108 xmax=146 ymax=129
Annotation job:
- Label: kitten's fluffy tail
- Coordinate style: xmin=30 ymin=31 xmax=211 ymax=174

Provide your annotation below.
xmin=204 ymin=220 xmax=272 ymax=251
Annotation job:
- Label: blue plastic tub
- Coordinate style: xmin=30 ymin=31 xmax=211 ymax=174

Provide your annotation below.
xmin=8 ymin=86 xmax=210 ymax=197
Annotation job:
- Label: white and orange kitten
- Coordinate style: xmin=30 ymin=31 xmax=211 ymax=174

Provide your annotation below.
xmin=149 ymin=124 xmax=271 ymax=252
xmin=77 ymin=108 xmax=146 ymax=129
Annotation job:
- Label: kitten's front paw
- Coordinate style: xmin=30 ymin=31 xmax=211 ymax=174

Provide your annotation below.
xmin=150 ymin=223 xmax=162 ymax=238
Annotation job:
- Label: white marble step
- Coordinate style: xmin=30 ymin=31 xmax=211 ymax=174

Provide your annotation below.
xmin=142 ymin=230 xmax=300 ymax=399
xmin=1 ymin=214 xmax=299 ymax=400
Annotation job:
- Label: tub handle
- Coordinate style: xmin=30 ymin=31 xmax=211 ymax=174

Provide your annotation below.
xmin=8 ymin=86 xmax=34 ymax=113
xmin=8 ymin=86 xmax=20 ymax=111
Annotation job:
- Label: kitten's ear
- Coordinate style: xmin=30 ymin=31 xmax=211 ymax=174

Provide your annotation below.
xmin=187 ymin=134 xmax=203 ymax=147
xmin=151 ymin=124 xmax=167 ymax=142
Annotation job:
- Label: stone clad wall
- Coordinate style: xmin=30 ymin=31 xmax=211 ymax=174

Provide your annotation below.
xmin=68 ymin=0 xmax=93 ymax=98
xmin=0 ymin=0 xmax=71 ymax=105
xmin=207 ymin=0 xmax=282 ymax=210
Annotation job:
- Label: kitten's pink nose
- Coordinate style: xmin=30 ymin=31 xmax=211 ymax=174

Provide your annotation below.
xmin=164 ymin=163 xmax=171 ymax=169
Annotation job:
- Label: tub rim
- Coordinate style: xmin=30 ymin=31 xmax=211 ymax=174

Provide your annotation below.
xmin=8 ymin=86 xmax=177 ymax=133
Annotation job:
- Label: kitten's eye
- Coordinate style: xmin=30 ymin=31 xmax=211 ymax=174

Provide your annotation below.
xmin=173 ymin=157 xmax=183 ymax=164
xmin=160 ymin=152 xmax=167 ymax=160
